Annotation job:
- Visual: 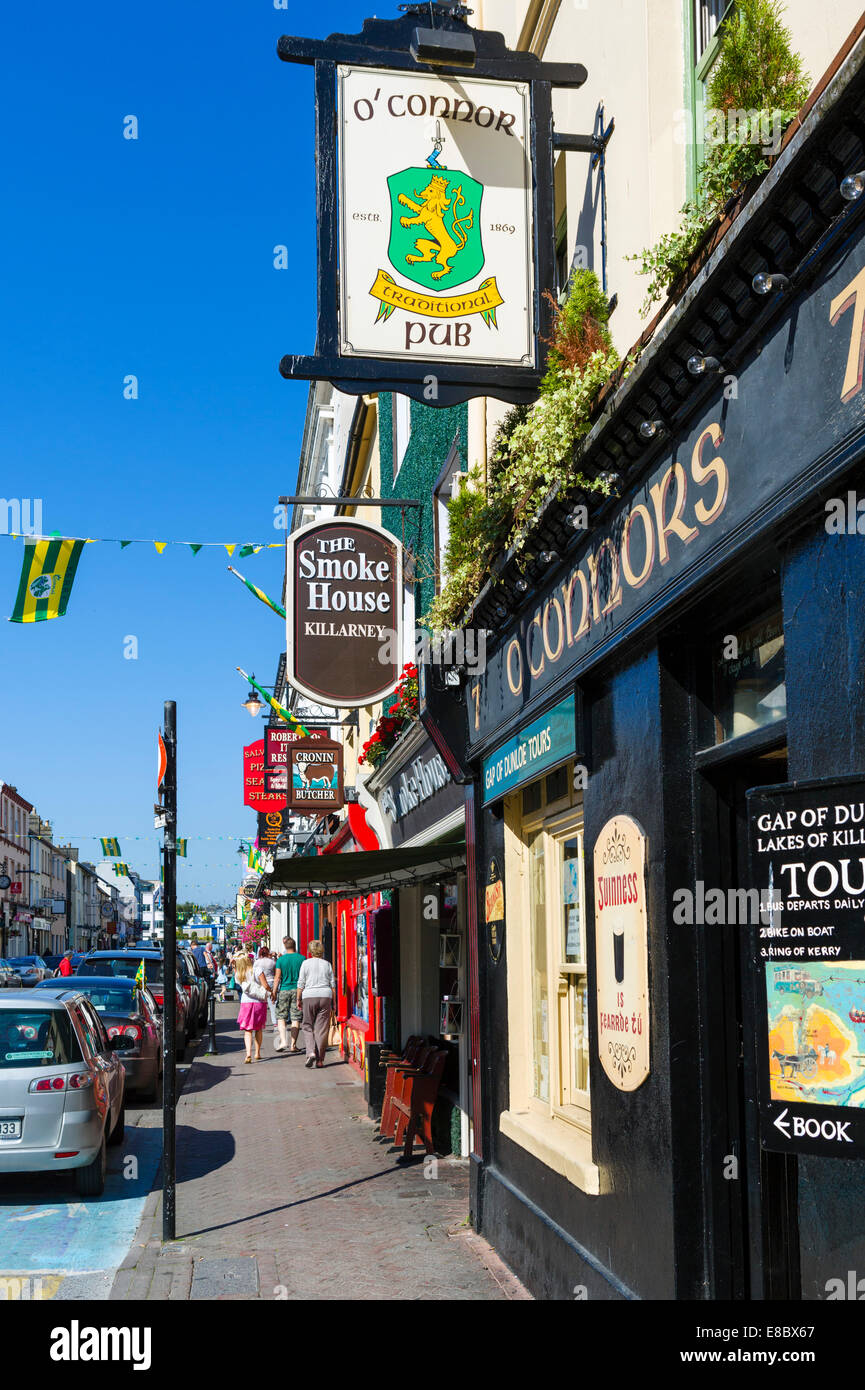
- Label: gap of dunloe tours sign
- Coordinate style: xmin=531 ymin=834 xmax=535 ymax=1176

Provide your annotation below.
xmin=286 ymin=517 xmax=403 ymax=708
xmin=337 ymin=66 xmax=533 ymax=368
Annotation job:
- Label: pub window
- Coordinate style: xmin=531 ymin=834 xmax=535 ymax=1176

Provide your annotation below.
xmin=525 ymin=797 xmax=590 ymax=1129
xmin=711 ymin=609 xmax=786 ymax=744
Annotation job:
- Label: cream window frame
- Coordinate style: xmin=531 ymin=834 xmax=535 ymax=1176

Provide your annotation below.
xmin=500 ymin=773 xmax=599 ymax=1195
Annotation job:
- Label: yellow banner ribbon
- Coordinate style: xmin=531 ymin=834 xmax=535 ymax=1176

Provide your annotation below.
xmin=370 ymin=271 xmax=504 ymax=325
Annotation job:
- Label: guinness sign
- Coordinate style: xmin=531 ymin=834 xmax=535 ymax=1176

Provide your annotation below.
xmin=287 ymin=518 xmax=403 ymax=707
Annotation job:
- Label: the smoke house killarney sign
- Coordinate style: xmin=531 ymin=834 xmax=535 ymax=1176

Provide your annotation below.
xmin=287 ymin=737 xmax=344 ymax=812
xmin=748 ymin=775 xmax=865 ymax=1159
xmin=276 ymin=9 xmax=587 ymax=405
xmin=287 ymin=517 xmax=402 ymax=708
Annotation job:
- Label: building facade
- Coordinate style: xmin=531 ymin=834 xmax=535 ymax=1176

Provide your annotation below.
xmin=418 ymin=0 xmax=865 ymax=1300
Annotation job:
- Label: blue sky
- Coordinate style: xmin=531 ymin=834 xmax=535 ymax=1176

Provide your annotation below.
xmin=0 ymin=0 xmax=365 ymax=903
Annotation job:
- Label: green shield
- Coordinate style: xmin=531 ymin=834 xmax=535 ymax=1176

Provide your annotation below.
xmin=387 ymin=167 xmax=485 ymax=292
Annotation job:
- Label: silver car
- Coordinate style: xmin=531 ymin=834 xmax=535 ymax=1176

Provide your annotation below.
xmin=0 ymin=960 xmax=23 ymax=988
xmin=0 ymin=989 xmax=126 ymax=1196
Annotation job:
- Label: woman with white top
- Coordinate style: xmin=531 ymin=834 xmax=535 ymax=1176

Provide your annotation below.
xmin=253 ymin=947 xmax=278 ymax=1032
xmin=296 ymin=940 xmax=336 ymax=1069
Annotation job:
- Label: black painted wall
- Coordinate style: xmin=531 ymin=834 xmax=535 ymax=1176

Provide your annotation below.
xmin=475 ymin=647 xmax=698 ymax=1300
xmin=783 ymin=512 xmax=865 ymax=1300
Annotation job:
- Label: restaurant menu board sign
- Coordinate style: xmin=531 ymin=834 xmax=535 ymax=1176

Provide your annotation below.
xmin=243 ymin=740 xmax=286 ymax=814
xmin=593 ymin=815 xmax=650 ymax=1092
xmin=287 ymin=738 xmax=344 ymax=812
xmin=258 ymin=809 xmax=286 ymax=850
xmin=748 ymin=776 xmax=865 ymax=1158
xmin=337 ymin=66 xmax=534 ymax=368
xmin=287 ymin=518 xmax=402 ymax=708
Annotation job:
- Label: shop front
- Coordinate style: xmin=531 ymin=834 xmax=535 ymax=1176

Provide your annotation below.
xmin=425 ymin=53 xmax=865 ymax=1301
xmin=309 ymin=801 xmax=384 ymax=1076
xmin=367 ymin=722 xmax=471 ymax=1151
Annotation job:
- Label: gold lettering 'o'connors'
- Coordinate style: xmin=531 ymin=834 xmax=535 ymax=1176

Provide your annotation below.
xmin=542 ymin=596 xmax=565 ymax=662
xmin=506 ymin=638 xmax=523 ymax=695
xmin=528 ymin=613 xmax=545 ymax=678
xmin=621 ymin=504 xmax=656 ymax=589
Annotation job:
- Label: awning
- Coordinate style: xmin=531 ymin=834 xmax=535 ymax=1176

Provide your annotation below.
xmin=266 ymin=840 xmax=466 ymax=897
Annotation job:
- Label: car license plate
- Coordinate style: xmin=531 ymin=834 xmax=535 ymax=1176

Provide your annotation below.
xmin=0 ymin=1118 xmax=22 ymax=1140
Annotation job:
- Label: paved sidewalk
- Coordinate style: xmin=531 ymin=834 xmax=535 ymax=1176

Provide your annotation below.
xmin=109 ymin=1004 xmax=529 ymax=1301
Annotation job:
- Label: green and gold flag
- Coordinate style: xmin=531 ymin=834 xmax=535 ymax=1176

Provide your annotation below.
xmin=10 ymin=538 xmax=86 ymax=623
xmin=100 ymin=837 xmax=121 ymax=857
xmin=227 ymin=566 xmax=286 ymax=619
xmin=134 ymin=959 xmax=146 ymax=989
xmin=235 ymin=668 xmax=309 ymax=734
xmin=176 ymin=839 xmax=187 ymax=857
xmin=113 ymin=862 xmax=129 ymax=876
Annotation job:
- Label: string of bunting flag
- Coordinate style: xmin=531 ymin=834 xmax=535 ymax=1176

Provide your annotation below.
xmin=6 ymin=534 xmax=284 ymax=624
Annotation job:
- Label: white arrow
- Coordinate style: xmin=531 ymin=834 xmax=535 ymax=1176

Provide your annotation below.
xmin=773 ymin=1108 xmax=791 ymax=1138
xmin=9 ymin=1209 xmax=59 ymax=1222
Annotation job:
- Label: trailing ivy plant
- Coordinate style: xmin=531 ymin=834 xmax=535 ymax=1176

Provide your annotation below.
xmin=426 ymin=270 xmax=619 ymax=630
xmin=631 ymin=0 xmax=810 ymax=315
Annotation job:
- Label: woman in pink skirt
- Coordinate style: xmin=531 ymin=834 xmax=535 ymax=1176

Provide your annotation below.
xmin=235 ymin=955 xmax=267 ymax=1063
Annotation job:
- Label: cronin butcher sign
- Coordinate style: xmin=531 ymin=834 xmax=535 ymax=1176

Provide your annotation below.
xmin=286 ymin=517 xmax=403 ymax=708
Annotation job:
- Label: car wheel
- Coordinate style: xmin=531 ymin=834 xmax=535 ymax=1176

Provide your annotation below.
xmin=75 ymin=1131 xmax=107 ymax=1197
xmin=108 ymin=1103 xmax=125 ymax=1147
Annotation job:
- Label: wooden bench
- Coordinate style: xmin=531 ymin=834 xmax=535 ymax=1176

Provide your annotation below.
xmin=392 ymin=1048 xmax=448 ymax=1159
xmin=378 ymin=1036 xmax=425 ymax=1141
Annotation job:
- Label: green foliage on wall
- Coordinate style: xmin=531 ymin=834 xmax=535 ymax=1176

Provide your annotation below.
xmin=631 ymin=0 xmax=810 ymax=314
xmin=378 ymin=394 xmax=468 ymax=621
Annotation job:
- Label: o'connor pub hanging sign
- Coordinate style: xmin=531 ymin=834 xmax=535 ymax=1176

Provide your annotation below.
xmin=276 ymin=5 xmax=588 ymax=405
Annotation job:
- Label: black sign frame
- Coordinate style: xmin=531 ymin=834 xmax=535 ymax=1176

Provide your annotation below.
xmin=276 ymin=9 xmax=587 ymax=407
xmin=287 ymin=737 xmax=345 ymax=813
xmin=747 ymin=774 xmax=865 ymax=1160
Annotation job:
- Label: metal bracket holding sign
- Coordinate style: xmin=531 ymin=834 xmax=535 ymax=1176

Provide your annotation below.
xmin=276 ymin=7 xmax=587 ymax=406
xmin=748 ymin=775 xmax=865 ymax=1159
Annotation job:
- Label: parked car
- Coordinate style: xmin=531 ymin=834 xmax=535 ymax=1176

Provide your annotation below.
xmin=43 ymin=954 xmax=86 ymax=976
xmin=5 ymin=956 xmax=52 ymax=985
xmin=78 ymin=950 xmax=190 ymax=1059
xmin=36 ymin=976 xmax=162 ymax=1100
xmin=0 ymin=989 xmax=126 ymax=1195
xmin=0 ymin=960 xmax=24 ymax=989
xmin=178 ymin=949 xmax=207 ymax=1031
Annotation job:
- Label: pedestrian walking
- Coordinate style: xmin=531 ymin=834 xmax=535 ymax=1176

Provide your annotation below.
xmin=254 ymin=947 xmax=278 ymax=1032
xmin=296 ymin=940 xmax=335 ymax=1069
xmin=215 ymin=959 xmax=229 ymax=1001
xmin=55 ymin=950 xmax=74 ymax=978
xmin=235 ymin=955 xmax=267 ymax=1063
xmin=272 ymin=937 xmax=305 ymax=1053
